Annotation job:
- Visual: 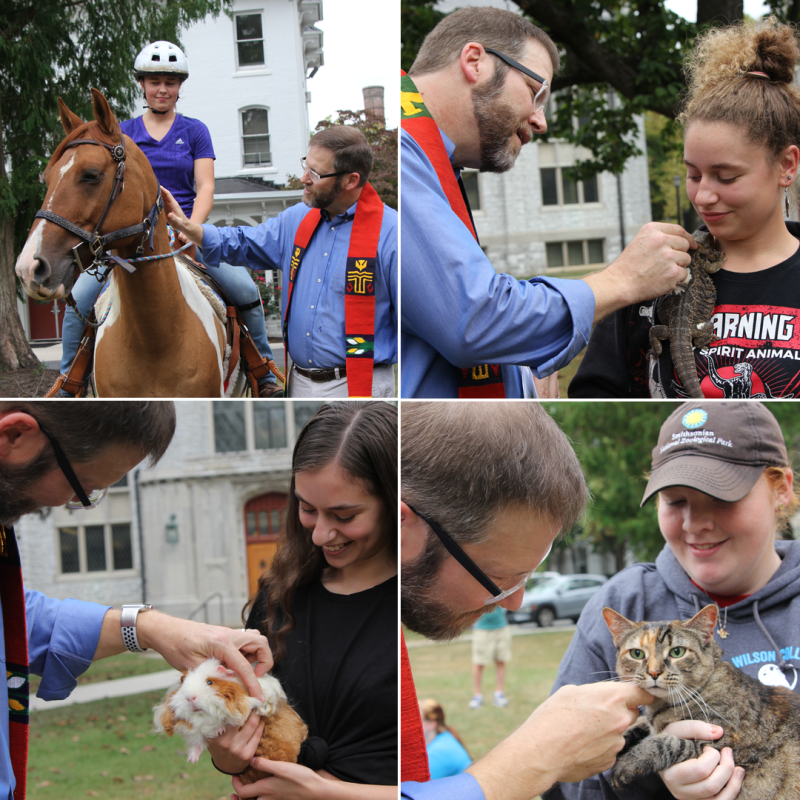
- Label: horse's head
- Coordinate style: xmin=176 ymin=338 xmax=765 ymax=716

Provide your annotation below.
xmin=15 ymin=89 xmax=158 ymax=300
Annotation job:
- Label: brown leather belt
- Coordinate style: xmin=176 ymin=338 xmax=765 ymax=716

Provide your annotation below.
xmin=293 ymin=365 xmax=347 ymax=382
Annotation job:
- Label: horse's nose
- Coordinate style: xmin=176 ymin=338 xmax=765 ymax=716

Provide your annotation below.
xmin=32 ymin=255 xmax=51 ymax=285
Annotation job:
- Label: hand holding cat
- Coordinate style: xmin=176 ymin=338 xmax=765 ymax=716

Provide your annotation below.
xmin=466 ymin=682 xmax=653 ymax=800
xmin=660 ymin=723 xmax=745 ymax=800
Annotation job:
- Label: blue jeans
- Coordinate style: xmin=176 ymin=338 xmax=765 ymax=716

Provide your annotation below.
xmin=60 ymin=258 xmax=276 ymax=390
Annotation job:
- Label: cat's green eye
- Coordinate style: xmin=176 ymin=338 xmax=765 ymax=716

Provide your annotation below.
xmin=629 ymin=649 xmax=645 ymax=660
xmin=669 ymin=647 xmax=686 ymax=658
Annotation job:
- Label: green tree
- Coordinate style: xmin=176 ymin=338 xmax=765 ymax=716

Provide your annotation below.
xmin=287 ymin=109 xmax=398 ymax=210
xmin=0 ymin=0 xmax=225 ymax=370
xmin=545 ymin=402 xmax=800 ymax=574
xmin=401 ymin=0 xmax=800 ymax=183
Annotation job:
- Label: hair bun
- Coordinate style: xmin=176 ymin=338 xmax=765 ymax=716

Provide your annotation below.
xmin=751 ymin=25 xmax=798 ymax=83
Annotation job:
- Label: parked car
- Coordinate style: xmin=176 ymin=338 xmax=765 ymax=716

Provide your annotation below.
xmin=507 ymin=573 xmax=608 ymax=626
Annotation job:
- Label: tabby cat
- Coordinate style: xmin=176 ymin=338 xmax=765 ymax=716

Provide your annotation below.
xmin=603 ymin=604 xmax=800 ymax=799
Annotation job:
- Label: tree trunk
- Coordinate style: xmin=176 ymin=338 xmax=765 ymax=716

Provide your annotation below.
xmin=696 ymin=0 xmax=743 ymax=25
xmin=0 ymin=86 xmax=39 ymax=372
xmin=0 ymin=216 xmax=39 ymax=371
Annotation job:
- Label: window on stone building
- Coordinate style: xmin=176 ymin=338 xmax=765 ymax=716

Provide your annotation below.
xmin=461 ymin=170 xmax=481 ymax=211
xmin=57 ymin=522 xmax=133 ymax=574
xmin=254 ymin=404 xmax=287 ymax=450
xmin=241 ymin=108 xmax=271 ymax=168
xmin=293 ymin=401 xmax=325 ymax=434
xmin=540 ymin=167 xmax=599 ymax=206
xmin=213 ymin=403 xmax=247 ymax=452
xmin=545 ymin=239 xmax=605 ymax=269
xmin=235 ymin=13 xmax=265 ymax=67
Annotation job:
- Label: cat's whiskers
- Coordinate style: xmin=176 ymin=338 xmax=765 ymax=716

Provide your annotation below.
xmin=682 ymin=684 xmax=730 ymax=725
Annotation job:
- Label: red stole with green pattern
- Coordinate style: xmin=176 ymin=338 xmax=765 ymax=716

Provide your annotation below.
xmin=1 ymin=526 xmax=29 ymax=800
xmin=400 ymin=71 xmax=506 ymax=398
xmin=284 ymin=183 xmax=384 ymax=397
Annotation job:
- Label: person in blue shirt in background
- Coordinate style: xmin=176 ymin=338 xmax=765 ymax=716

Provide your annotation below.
xmin=58 ymin=41 xmax=281 ymax=398
xmin=0 ymin=401 xmax=273 ymax=799
xmin=400 ymin=7 xmax=698 ymax=399
xmin=421 ymin=698 xmax=472 ymax=779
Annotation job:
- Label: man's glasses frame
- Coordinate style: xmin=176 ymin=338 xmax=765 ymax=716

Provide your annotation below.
xmin=407 ymin=504 xmax=536 ymax=606
xmin=300 ymin=157 xmax=348 ymax=184
xmin=38 ymin=424 xmax=107 ymax=509
xmin=484 ymin=47 xmax=551 ymax=113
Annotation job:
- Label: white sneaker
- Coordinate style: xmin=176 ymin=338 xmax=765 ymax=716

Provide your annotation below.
xmin=493 ymin=691 xmax=509 ymax=707
xmin=468 ymin=694 xmax=483 ymax=709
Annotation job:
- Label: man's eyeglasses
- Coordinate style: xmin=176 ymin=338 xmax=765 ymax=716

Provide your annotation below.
xmin=408 ymin=504 xmax=551 ymax=606
xmin=38 ymin=425 xmax=107 ymax=509
xmin=300 ymin=158 xmax=348 ymax=184
xmin=484 ymin=47 xmax=551 ymax=113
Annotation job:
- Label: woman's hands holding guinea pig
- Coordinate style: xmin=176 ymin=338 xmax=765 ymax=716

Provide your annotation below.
xmin=207 ymin=712 xmax=265 ymax=775
xmin=133 ymin=612 xmax=273 ymax=701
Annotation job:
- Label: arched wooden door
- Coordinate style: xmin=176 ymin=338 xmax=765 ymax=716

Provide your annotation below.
xmin=244 ymin=493 xmax=286 ymax=597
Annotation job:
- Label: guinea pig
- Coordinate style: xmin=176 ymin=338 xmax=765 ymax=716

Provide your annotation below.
xmin=153 ymin=658 xmax=308 ymax=783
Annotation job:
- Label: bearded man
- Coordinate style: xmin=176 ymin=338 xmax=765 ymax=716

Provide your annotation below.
xmin=400 ymin=7 xmax=697 ymax=398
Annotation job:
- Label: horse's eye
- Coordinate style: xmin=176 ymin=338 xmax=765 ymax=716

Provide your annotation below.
xmin=81 ymin=171 xmax=102 ymax=183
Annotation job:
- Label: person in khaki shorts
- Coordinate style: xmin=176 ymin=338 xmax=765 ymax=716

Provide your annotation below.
xmin=469 ymin=606 xmax=512 ymax=708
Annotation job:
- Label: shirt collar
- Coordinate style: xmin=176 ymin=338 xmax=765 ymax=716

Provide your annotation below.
xmin=439 ymin=128 xmax=460 ymax=177
xmin=319 ymin=200 xmax=358 ymax=224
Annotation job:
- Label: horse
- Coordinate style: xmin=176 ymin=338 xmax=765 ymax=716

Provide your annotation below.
xmin=14 ymin=89 xmax=240 ymax=397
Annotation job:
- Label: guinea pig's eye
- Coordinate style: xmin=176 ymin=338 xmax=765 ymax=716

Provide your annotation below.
xmin=179 ymin=675 xmax=185 ymax=683
xmin=206 ymin=679 xmax=213 ymax=686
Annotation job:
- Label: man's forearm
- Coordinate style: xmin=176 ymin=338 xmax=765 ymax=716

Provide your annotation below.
xmin=582 ymin=270 xmax=629 ymax=324
xmin=93 ymin=609 xmax=126 ymax=660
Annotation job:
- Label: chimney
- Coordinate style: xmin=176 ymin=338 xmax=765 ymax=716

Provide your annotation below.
xmin=362 ymin=86 xmax=385 ymax=124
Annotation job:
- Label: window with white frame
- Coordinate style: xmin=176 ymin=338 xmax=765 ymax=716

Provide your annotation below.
xmin=538 ymin=142 xmax=600 ymax=206
xmin=213 ymin=402 xmax=328 ymax=453
xmin=241 ymin=108 xmax=271 ymax=168
xmin=235 ymin=13 xmax=265 ymax=68
xmin=545 ymin=239 xmax=605 ymax=269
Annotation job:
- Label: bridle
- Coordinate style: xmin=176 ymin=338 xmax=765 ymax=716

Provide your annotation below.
xmin=34 ymin=134 xmax=164 ymax=280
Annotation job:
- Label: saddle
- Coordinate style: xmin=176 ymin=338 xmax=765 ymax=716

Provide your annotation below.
xmin=46 ymin=255 xmax=285 ymax=397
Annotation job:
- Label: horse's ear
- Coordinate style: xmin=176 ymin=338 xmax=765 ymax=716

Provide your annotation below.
xmin=90 ymin=88 xmax=120 ymax=138
xmin=58 ymin=98 xmax=84 ymax=135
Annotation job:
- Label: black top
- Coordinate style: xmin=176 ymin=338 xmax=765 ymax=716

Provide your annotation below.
xmin=246 ymin=575 xmax=397 ymax=785
xmin=570 ymin=223 xmax=800 ymax=398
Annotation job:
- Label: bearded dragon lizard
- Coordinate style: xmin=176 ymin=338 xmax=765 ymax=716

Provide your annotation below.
xmin=648 ymin=231 xmax=725 ymax=398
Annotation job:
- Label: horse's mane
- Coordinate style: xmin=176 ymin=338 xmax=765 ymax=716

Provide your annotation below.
xmin=44 ymin=119 xmax=121 ymax=178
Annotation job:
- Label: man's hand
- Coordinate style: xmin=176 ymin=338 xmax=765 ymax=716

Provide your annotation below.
xmin=162 ymin=186 xmax=204 ymax=247
xmin=466 ymin=682 xmax=653 ymax=800
xmin=136 ymin=611 xmax=272 ymax=702
xmin=660 ymin=722 xmax=744 ymax=800
xmin=583 ymin=222 xmax=697 ymax=322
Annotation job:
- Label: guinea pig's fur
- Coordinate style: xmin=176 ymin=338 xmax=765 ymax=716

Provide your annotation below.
xmin=153 ymin=657 xmax=308 ymax=778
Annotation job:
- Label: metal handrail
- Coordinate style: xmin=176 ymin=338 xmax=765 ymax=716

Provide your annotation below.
xmin=188 ymin=591 xmax=225 ymax=625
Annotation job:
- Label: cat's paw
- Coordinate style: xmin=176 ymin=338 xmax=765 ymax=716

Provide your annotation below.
xmin=610 ymin=753 xmax=643 ymax=788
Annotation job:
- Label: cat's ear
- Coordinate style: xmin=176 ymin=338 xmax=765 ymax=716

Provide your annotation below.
xmin=684 ymin=604 xmax=718 ymax=643
xmin=602 ymin=607 xmax=635 ymax=645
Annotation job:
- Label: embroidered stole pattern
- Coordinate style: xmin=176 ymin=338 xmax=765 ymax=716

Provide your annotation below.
xmin=401 ymin=71 xmax=506 ymax=398
xmin=1 ymin=526 xmax=29 ymax=800
xmin=284 ymin=183 xmax=384 ymax=398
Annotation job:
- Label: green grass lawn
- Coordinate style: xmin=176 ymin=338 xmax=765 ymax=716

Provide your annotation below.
xmin=28 ymin=692 xmax=234 ymax=800
xmin=409 ymin=629 xmax=574 ymax=763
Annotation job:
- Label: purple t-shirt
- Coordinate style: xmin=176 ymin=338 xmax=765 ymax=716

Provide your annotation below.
xmin=120 ymin=114 xmax=215 ymax=216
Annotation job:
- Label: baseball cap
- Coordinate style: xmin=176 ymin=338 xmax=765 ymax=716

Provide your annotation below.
xmin=641 ymin=401 xmax=788 ymax=506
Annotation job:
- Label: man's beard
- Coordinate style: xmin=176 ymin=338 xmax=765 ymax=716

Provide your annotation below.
xmin=0 ymin=449 xmax=56 ymax=526
xmin=303 ymin=175 xmax=345 ymax=210
xmin=471 ymin=73 xmax=531 ymax=174
xmin=401 ymin=542 xmax=499 ymax=641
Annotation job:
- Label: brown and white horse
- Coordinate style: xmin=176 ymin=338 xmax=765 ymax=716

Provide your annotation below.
xmin=15 ymin=89 xmax=230 ymax=397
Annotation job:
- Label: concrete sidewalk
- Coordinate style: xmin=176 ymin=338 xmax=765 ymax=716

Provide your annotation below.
xmin=30 ymin=669 xmax=180 ymax=712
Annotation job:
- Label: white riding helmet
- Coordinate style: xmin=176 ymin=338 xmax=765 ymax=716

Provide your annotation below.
xmin=134 ymin=41 xmax=189 ymax=80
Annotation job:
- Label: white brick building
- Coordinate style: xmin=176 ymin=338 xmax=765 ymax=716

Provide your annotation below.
xmin=16 ymin=401 xmax=328 ymax=625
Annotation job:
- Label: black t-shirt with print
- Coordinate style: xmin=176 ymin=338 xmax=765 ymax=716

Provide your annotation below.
xmin=570 ymin=223 xmax=800 ymax=398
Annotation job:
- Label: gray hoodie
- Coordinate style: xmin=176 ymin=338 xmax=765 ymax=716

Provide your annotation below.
xmin=543 ymin=540 xmax=800 ymax=800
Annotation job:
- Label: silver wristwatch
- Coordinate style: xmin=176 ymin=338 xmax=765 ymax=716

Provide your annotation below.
xmin=120 ymin=604 xmax=153 ymax=652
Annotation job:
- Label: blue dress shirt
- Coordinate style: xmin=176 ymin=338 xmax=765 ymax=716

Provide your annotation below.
xmin=201 ymin=200 xmax=398 ymax=370
xmin=402 ymin=773 xmax=485 ymax=799
xmin=400 ymin=127 xmax=596 ymax=398
xmin=1 ymin=590 xmax=109 ymax=798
